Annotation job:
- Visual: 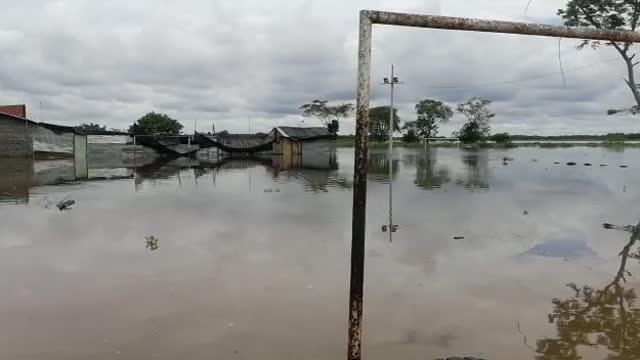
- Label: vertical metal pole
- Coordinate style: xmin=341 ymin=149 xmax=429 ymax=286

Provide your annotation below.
xmin=348 ymin=10 xmax=372 ymax=360
xmin=133 ymin=135 xmax=137 ymax=170
xmin=388 ymin=65 xmax=394 ymax=243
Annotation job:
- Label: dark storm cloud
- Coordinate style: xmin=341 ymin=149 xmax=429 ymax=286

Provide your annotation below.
xmin=0 ymin=0 xmax=638 ymax=134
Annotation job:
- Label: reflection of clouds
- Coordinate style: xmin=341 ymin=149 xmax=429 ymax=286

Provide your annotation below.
xmin=3 ymin=147 xmax=640 ymax=359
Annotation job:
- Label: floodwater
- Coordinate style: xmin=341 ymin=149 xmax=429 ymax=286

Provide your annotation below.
xmin=1 ymin=147 xmax=639 ymax=360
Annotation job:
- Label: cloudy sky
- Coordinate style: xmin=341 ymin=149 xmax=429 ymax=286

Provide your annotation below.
xmin=1 ymin=0 xmax=640 ymax=135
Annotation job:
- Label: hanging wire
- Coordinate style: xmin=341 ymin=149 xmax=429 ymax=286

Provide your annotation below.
xmin=428 ymin=57 xmax=618 ymax=89
xmin=558 ymin=38 xmax=566 ymax=88
xmin=524 ymin=0 xmax=534 ymax=15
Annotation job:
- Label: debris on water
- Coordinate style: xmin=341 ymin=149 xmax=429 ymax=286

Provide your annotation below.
xmin=145 ymin=236 xmax=159 ymax=251
xmin=453 ymin=236 xmax=465 ymax=240
xmin=624 ymin=185 xmax=627 ymax=193
xmin=264 ymin=188 xmax=273 ymax=193
xmin=381 ymin=225 xmax=388 ymax=232
xmin=274 ymin=188 xmax=281 ymax=193
xmin=530 ymin=159 xmax=538 ymax=162
xmin=603 ymin=223 xmax=615 ymax=229
xmin=56 ymin=198 xmax=75 ymax=211
xmin=553 ymin=162 xmax=560 ymax=164
xmin=620 ymin=165 xmax=628 ymax=168
xmin=502 ymin=161 xmax=508 ymax=166
xmin=390 ymin=225 xmax=399 ymax=233
xmin=503 ymin=157 xmax=514 ymax=161
xmin=566 ymin=162 xmax=577 ymax=166
xmin=522 ymin=210 xmax=529 ymax=215
xmin=600 ymin=164 xmax=607 ymax=167
xmin=584 ymin=163 xmax=592 ymax=166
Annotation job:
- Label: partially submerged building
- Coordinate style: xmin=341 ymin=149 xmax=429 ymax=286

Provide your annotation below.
xmin=0 ymin=107 xmax=79 ymax=158
xmin=271 ymin=127 xmax=334 ymax=157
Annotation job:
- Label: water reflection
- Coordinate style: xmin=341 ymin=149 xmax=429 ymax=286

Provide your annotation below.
xmin=535 ymin=220 xmax=640 ymax=359
xmin=460 ymin=151 xmax=490 ymax=191
xmin=368 ymin=152 xmax=400 ymax=183
xmin=404 ymin=150 xmax=451 ymax=190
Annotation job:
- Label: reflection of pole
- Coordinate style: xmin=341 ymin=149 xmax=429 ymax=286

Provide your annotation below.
xmin=382 ymin=65 xmax=402 ymax=242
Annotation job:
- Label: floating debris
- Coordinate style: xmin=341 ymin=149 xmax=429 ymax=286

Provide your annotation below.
xmin=274 ymin=188 xmax=281 ymax=193
xmin=381 ymin=225 xmax=388 ymax=232
xmin=522 ymin=210 xmax=529 ymax=215
xmin=584 ymin=163 xmax=592 ymax=166
xmin=145 ymin=236 xmax=159 ymax=251
xmin=56 ymin=198 xmax=75 ymax=211
xmin=390 ymin=225 xmax=399 ymax=233
xmin=503 ymin=157 xmax=514 ymax=161
xmin=530 ymin=159 xmax=538 ymax=162
xmin=453 ymin=236 xmax=465 ymax=240
xmin=566 ymin=162 xmax=577 ymax=166
xmin=620 ymin=165 xmax=629 ymax=168
xmin=553 ymin=162 xmax=560 ymax=164
xmin=600 ymin=164 xmax=607 ymax=167
xmin=264 ymin=188 xmax=273 ymax=193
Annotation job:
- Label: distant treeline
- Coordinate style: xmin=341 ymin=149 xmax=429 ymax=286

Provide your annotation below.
xmin=509 ymin=133 xmax=640 ymax=141
xmin=335 ymin=133 xmax=640 ymax=141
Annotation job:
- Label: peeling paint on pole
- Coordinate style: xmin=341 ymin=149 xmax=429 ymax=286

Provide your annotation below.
xmin=348 ymin=9 xmax=640 ymax=360
xmin=348 ymin=10 xmax=372 ymax=360
xmin=365 ymin=10 xmax=640 ymax=43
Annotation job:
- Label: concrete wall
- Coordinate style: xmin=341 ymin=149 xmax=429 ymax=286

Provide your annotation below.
xmin=300 ymin=139 xmax=330 ymax=156
xmin=74 ymin=134 xmax=88 ymax=179
xmin=0 ymin=115 xmax=32 ymax=157
xmin=88 ymin=135 xmax=131 ymax=144
xmin=31 ymin=125 xmax=74 ymax=155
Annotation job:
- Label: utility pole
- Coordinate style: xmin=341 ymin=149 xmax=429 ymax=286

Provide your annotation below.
xmin=248 ymin=116 xmax=251 ymax=133
xmin=380 ymin=65 xmax=402 ymax=242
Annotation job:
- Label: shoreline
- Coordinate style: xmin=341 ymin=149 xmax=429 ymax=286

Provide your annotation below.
xmin=332 ymin=139 xmax=640 ymax=149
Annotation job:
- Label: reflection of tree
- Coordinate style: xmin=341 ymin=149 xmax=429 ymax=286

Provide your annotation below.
xmin=409 ymin=149 xmax=450 ymax=190
xmin=535 ymin=221 xmax=640 ymax=360
xmin=459 ymin=151 xmax=490 ymax=190
xmin=368 ymin=152 xmax=399 ymax=183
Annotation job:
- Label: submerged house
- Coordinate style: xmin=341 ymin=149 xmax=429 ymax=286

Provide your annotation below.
xmin=271 ymin=127 xmax=334 ymax=157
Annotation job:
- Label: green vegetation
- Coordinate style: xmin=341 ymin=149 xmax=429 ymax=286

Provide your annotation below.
xmin=300 ymin=100 xmax=353 ymax=134
xmin=404 ymin=99 xmax=453 ymax=140
xmin=455 ymin=97 xmax=495 ymax=144
xmin=559 ymin=0 xmax=640 ymax=115
xmin=76 ymin=123 xmax=107 ymax=132
xmin=129 ymin=112 xmax=183 ymax=136
xmin=369 ymin=106 xmax=401 ymax=142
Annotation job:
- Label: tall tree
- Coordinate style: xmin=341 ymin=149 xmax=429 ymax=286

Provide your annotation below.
xmin=404 ymin=99 xmax=453 ymax=140
xmin=369 ymin=106 xmax=401 ymax=142
xmin=300 ymin=100 xmax=353 ymax=133
xmin=76 ymin=123 xmax=107 ymax=132
xmin=456 ymin=97 xmax=494 ymax=142
xmin=129 ymin=112 xmax=183 ymax=136
xmin=559 ymin=0 xmax=640 ymax=114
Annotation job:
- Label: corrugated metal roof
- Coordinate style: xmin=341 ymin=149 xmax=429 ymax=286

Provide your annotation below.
xmin=276 ymin=127 xmax=333 ymax=140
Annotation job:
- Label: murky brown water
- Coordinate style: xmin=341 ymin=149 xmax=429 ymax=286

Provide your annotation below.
xmin=1 ymin=147 xmax=639 ymax=360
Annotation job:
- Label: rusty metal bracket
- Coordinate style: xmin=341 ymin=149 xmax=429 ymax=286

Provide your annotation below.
xmin=348 ymin=9 xmax=640 ymax=360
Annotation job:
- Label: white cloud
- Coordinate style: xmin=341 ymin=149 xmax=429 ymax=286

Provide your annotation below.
xmin=0 ymin=0 xmax=639 ymax=135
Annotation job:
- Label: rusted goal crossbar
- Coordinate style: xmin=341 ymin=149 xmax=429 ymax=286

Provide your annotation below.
xmin=348 ymin=9 xmax=640 ymax=360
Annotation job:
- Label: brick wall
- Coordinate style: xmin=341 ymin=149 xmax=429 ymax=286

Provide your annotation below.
xmin=0 ymin=104 xmax=27 ymax=118
xmin=0 ymin=115 xmax=32 ymax=157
